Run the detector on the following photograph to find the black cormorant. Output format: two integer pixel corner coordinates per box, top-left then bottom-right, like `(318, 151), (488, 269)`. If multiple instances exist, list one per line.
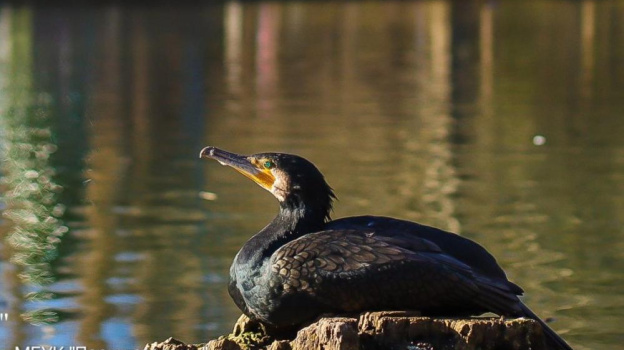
(200, 146), (573, 350)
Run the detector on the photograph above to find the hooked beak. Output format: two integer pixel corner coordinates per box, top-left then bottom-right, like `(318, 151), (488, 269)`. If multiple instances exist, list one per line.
(199, 146), (276, 191)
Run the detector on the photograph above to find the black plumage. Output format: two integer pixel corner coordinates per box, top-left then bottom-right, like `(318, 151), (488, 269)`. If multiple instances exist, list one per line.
(200, 146), (573, 350)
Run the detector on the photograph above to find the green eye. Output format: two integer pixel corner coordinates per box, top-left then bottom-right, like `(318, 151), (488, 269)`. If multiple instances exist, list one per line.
(263, 160), (274, 169)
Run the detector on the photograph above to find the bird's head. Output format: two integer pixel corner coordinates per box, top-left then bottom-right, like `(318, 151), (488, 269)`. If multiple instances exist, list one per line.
(200, 147), (335, 222)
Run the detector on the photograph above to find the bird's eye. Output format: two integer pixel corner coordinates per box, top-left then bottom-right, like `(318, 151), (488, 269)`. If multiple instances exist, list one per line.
(263, 160), (274, 169)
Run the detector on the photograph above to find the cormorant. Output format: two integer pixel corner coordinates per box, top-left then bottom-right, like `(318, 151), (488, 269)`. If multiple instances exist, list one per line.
(200, 146), (573, 350)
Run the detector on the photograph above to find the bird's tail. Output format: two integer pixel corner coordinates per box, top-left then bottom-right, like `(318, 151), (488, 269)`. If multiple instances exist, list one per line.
(518, 303), (573, 350)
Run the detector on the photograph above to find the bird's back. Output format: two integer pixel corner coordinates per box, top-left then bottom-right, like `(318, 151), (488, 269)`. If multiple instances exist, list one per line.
(326, 215), (524, 295)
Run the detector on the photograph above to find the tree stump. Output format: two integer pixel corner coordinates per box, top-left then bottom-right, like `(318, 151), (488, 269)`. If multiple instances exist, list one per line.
(144, 312), (549, 350)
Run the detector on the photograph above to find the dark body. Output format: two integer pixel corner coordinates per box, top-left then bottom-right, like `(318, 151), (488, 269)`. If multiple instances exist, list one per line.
(201, 147), (572, 350)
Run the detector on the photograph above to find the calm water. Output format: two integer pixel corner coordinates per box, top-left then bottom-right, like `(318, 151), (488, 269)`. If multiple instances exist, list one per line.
(1, 2), (623, 349)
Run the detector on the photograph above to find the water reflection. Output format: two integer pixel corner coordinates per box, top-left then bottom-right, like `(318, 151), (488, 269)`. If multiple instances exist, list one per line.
(0, 5), (74, 334)
(0, 1), (623, 350)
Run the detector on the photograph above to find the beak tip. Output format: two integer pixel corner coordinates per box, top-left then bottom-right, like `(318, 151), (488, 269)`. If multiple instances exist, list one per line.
(199, 146), (215, 159)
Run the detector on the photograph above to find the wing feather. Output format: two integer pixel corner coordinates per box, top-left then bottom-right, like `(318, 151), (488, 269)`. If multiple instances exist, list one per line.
(269, 229), (506, 314)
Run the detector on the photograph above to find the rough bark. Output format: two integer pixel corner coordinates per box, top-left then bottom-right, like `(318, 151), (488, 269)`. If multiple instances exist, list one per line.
(144, 312), (548, 350)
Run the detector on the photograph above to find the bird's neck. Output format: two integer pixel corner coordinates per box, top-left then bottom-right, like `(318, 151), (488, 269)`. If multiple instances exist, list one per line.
(236, 204), (326, 268)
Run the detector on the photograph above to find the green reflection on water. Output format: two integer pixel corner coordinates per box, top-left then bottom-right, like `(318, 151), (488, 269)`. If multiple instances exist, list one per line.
(0, 7), (68, 325)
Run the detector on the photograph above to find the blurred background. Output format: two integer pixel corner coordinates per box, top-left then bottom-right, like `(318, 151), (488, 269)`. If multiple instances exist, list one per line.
(0, 1), (623, 349)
